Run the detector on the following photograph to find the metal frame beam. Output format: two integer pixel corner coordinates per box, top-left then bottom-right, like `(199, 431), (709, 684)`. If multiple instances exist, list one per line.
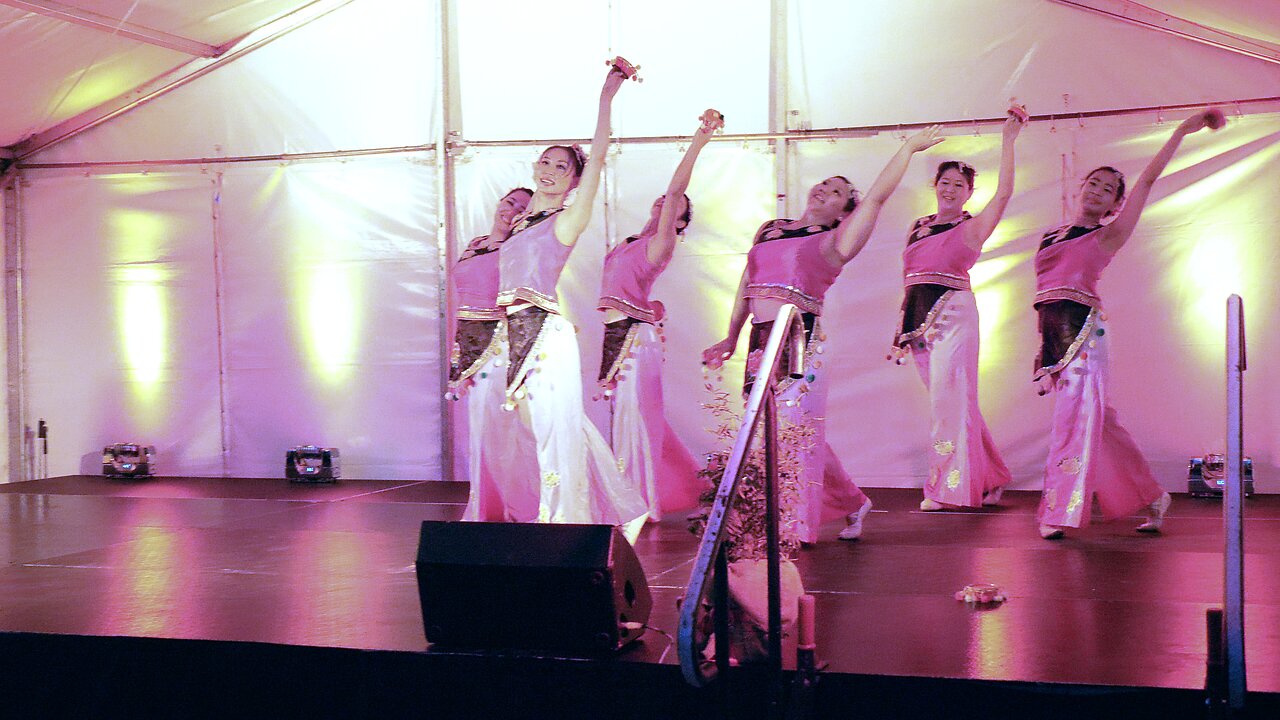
(435, 0), (461, 483)
(8, 0), (354, 160)
(0, 0), (222, 57)
(1052, 0), (1280, 65)
(769, 0), (791, 218)
(2, 174), (26, 482)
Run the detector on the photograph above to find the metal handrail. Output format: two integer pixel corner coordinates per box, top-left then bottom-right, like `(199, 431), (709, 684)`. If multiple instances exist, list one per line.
(1224, 294), (1247, 710)
(678, 304), (807, 694)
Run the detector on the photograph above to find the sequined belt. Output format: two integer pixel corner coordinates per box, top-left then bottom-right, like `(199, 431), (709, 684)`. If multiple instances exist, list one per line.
(505, 306), (549, 392)
(598, 317), (643, 387)
(450, 319), (500, 386)
(1034, 300), (1096, 381)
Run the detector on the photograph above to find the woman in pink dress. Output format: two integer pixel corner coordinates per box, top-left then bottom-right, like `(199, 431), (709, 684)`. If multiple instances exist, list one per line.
(891, 104), (1025, 511)
(598, 110), (724, 521)
(702, 126), (944, 543)
(1034, 108), (1224, 539)
(449, 188), (536, 518)
(465, 59), (647, 536)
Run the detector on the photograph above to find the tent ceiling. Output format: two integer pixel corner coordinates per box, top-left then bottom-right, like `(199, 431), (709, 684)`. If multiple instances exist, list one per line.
(2, 0), (1279, 158)
(0, 0), (315, 148)
(1144, 0), (1280, 49)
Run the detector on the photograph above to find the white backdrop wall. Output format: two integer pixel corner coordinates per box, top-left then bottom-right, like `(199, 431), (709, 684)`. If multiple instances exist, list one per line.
(20, 155), (439, 479)
(8, 0), (1280, 487)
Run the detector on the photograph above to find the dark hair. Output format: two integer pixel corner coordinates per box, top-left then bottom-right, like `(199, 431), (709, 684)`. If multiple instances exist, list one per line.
(652, 193), (695, 234)
(678, 193), (693, 234)
(1084, 166), (1126, 204)
(505, 187), (534, 201)
(543, 145), (587, 178)
(935, 160), (976, 189)
(831, 175), (861, 212)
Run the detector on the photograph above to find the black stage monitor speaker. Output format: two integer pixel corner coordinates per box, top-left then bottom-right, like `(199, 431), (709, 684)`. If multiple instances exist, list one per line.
(415, 521), (652, 654)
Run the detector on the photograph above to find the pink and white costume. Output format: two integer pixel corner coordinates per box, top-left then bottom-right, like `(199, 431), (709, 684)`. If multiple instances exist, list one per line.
(597, 231), (701, 521)
(450, 236), (537, 520)
(1033, 224), (1164, 528)
(740, 219), (869, 544)
(464, 210), (647, 528)
(892, 214), (1011, 506)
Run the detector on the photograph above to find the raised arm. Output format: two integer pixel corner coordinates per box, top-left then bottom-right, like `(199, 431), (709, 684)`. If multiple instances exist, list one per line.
(648, 109), (724, 265)
(1100, 107), (1224, 253)
(964, 103), (1026, 251)
(824, 126), (944, 265)
(555, 59), (632, 246)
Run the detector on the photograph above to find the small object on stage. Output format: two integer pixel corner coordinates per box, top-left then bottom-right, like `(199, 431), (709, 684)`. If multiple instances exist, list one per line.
(1188, 454), (1253, 498)
(102, 443), (155, 478)
(286, 445), (340, 483)
(955, 583), (1006, 605)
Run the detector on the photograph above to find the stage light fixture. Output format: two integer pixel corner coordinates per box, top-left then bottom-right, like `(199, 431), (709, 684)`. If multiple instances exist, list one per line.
(1188, 454), (1254, 497)
(102, 443), (156, 478)
(286, 445), (340, 483)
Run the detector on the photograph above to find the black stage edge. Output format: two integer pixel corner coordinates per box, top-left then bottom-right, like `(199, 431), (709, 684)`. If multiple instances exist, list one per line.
(0, 632), (1277, 720)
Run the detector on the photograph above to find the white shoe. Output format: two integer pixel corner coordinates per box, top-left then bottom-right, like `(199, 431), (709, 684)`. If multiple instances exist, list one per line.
(982, 487), (1004, 506)
(837, 499), (873, 541)
(1039, 523), (1065, 540)
(919, 498), (945, 512)
(1136, 492), (1172, 533)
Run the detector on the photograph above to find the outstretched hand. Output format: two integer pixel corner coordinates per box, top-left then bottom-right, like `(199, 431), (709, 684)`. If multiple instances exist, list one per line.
(698, 109), (725, 136)
(603, 56), (640, 98)
(905, 125), (945, 153)
(702, 338), (736, 369)
(1003, 99), (1028, 139)
(1180, 107), (1226, 134)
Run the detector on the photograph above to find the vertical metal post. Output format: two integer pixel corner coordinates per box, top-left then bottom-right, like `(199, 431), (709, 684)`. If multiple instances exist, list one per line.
(3, 175), (26, 482)
(769, 0), (791, 219)
(435, 0), (462, 482)
(1224, 294), (1246, 710)
(763, 383), (783, 719)
(713, 544), (732, 687)
(210, 171), (231, 475)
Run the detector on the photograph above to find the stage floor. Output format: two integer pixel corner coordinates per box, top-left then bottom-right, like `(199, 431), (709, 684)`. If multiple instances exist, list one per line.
(0, 475), (1276, 696)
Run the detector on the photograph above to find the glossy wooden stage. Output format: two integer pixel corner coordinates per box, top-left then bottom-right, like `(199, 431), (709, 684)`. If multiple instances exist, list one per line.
(0, 475), (1276, 718)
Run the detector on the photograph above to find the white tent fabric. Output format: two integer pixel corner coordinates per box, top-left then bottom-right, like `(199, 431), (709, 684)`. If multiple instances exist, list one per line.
(4, 0), (1278, 488)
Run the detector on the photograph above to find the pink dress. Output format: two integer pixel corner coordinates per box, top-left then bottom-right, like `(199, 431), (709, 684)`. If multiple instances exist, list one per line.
(739, 220), (868, 544)
(893, 214), (1011, 507)
(597, 231), (701, 520)
(1033, 224), (1164, 527)
(465, 210), (647, 529)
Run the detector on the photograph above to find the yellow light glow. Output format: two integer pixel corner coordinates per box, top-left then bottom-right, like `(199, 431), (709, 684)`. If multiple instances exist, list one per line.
(1182, 238), (1245, 342)
(298, 262), (361, 384)
(119, 526), (180, 636)
(119, 266), (168, 388)
(971, 251), (1028, 373)
(110, 209), (170, 424)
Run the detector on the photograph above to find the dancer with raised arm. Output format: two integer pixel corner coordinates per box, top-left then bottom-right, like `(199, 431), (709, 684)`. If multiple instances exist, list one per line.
(1033, 108), (1224, 539)
(598, 109), (725, 521)
(702, 126), (944, 543)
(891, 103), (1026, 511)
(465, 58), (647, 536)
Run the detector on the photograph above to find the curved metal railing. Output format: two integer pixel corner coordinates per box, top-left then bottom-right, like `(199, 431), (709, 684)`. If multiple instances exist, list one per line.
(677, 304), (807, 694)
